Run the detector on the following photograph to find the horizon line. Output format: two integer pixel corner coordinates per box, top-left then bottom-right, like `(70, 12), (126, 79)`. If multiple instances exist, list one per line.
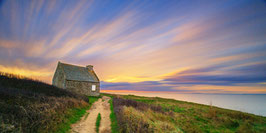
(101, 90), (266, 95)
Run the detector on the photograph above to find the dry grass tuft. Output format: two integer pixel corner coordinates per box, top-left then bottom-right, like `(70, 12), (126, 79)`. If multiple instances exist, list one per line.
(113, 97), (182, 133)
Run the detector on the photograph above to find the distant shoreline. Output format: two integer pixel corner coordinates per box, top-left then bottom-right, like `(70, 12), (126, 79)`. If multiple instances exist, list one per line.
(101, 90), (266, 95)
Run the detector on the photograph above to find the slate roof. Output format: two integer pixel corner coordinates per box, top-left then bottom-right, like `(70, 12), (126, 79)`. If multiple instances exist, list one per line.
(59, 62), (99, 82)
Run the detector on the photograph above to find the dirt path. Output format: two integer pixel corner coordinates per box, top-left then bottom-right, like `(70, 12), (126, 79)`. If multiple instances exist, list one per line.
(71, 96), (111, 133)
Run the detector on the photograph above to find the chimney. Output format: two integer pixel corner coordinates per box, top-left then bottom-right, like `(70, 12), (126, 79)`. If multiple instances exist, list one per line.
(86, 65), (93, 71)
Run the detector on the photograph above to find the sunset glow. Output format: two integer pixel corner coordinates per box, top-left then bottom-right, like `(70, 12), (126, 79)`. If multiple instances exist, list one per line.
(0, 0), (265, 94)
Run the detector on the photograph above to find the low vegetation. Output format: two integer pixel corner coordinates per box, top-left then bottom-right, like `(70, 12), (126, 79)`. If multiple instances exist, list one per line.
(0, 72), (90, 132)
(107, 94), (266, 133)
(88, 96), (101, 107)
(96, 113), (101, 133)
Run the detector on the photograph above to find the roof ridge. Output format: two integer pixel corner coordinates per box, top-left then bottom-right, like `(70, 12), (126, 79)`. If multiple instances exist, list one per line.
(59, 62), (85, 68)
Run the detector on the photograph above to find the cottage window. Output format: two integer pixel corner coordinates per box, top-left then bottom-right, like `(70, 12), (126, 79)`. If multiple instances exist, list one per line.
(92, 85), (96, 91)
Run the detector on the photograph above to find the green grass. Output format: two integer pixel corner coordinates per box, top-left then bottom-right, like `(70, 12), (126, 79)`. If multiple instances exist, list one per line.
(96, 113), (101, 133)
(109, 97), (119, 133)
(102, 93), (119, 133)
(88, 96), (101, 105)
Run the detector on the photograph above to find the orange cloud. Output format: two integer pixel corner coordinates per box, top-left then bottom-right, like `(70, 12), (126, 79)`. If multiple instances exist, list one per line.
(0, 65), (52, 83)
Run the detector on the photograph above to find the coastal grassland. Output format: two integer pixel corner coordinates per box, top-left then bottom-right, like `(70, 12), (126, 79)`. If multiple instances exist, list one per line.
(110, 94), (266, 133)
(0, 72), (91, 133)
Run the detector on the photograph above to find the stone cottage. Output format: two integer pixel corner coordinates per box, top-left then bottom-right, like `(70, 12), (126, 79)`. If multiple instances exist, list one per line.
(52, 62), (100, 96)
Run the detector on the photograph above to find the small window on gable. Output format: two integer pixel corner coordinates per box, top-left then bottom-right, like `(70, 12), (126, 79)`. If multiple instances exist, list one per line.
(92, 85), (96, 91)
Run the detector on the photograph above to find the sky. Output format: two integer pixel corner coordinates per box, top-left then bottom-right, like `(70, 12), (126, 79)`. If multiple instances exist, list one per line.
(0, 0), (266, 94)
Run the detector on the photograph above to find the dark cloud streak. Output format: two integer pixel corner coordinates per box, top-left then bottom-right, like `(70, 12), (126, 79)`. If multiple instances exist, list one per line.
(102, 62), (266, 92)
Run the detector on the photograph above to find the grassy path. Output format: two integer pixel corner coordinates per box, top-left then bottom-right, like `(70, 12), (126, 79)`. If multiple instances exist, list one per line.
(70, 96), (111, 133)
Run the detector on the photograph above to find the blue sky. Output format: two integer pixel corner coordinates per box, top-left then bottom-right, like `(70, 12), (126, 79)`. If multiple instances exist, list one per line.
(0, 0), (266, 93)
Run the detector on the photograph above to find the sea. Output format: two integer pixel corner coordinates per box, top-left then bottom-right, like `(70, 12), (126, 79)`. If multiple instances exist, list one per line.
(107, 91), (266, 117)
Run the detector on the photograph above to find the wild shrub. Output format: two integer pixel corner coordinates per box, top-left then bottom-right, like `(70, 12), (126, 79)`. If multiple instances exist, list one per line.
(113, 97), (165, 114)
(113, 97), (181, 133)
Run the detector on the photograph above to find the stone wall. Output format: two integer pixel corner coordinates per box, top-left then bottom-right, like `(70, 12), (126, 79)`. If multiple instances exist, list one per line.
(65, 80), (100, 96)
(52, 67), (65, 89)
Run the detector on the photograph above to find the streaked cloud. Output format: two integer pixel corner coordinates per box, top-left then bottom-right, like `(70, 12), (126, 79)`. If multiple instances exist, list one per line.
(102, 61), (266, 94)
(0, 0), (265, 93)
